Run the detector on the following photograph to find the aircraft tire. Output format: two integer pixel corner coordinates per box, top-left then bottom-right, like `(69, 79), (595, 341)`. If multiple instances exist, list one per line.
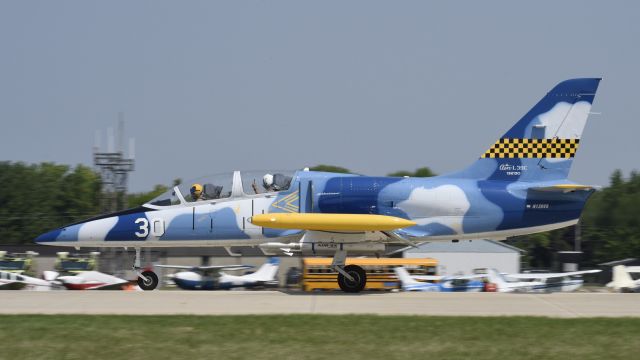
(137, 271), (159, 291)
(338, 265), (367, 293)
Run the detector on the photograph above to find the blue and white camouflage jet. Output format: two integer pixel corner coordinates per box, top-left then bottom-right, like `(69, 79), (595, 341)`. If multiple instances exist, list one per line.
(36, 78), (601, 292)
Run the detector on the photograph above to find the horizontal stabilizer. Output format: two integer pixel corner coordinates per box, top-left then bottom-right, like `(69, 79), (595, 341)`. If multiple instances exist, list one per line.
(249, 213), (416, 232)
(530, 184), (597, 193)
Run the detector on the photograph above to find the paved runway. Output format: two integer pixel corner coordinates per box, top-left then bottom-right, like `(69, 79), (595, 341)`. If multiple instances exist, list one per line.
(1, 291), (638, 317)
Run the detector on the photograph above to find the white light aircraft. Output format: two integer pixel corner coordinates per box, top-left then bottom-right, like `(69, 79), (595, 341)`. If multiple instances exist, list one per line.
(486, 268), (600, 293)
(606, 265), (640, 292)
(54, 271), (132, 290)
(159, 257), (280, 290)
(393, 267), (440, 292)
(0, 270), (51, 291)
(394, 267), (485, 292)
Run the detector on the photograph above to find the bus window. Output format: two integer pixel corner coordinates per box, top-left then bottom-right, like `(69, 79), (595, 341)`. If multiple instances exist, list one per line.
(301, 257), (439, 292)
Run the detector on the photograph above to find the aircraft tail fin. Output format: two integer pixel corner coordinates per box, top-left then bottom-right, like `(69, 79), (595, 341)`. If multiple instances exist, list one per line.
(244, 257), (279, 282)
(452, 78), (601, 181)
(393, 266), (422, 288)
(486, 268), (509, 291)
(607, 265), (636, 290)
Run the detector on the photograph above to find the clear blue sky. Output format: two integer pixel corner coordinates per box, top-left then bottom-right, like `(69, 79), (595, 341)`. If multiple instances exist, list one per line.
(1, 1), (638, 191)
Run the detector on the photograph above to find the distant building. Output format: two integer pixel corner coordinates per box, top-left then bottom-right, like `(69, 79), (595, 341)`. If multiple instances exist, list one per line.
(403, 240), (524, 276)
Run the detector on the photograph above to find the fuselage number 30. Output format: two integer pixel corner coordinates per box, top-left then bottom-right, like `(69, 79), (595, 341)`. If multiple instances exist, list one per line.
(134, 218), (165, 238)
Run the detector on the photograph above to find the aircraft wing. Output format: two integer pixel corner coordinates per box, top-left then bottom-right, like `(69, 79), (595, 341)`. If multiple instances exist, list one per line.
(529, 184), (597, 193)
(412, 275), (444, 281)
(444, 274), (488, 281)
(507, 269), (601, 280)
(249, 213), (415, 232)
(413, 274), (488, 281)
(156, 264), (253, 272)
(625, 266), (640, 273)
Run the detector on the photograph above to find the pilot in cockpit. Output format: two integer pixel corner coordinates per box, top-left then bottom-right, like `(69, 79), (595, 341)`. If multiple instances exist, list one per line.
(262, 174), (277, 192)
(263, 173), (292, 192)
(191, 183), (223, 200)
(190, 183), (205, 201)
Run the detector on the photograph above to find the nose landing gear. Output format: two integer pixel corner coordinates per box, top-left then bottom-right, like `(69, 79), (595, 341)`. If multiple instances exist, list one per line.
(137, 270), (159, 291)
(133, 248), (159, 291)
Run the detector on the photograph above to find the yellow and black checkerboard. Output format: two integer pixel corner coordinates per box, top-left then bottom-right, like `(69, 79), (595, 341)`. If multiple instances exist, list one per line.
(481, 138), (580, 159)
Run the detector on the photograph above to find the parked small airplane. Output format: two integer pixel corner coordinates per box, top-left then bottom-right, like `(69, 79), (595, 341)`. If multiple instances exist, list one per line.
(484, 268), (600, 293)
(0, 270), (51, 290)
(503, 269), (601, 292)
(394, 267), (484, 292)
(36, 78), (603, 292)
(53, 270), (132, 290)
(606, 265), (640, 292)
(159, 257), (280, 290)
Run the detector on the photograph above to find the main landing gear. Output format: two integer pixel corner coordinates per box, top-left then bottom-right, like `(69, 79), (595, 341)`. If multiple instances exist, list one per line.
(133, 248), (159, 291)
(332, 250), (366, 293)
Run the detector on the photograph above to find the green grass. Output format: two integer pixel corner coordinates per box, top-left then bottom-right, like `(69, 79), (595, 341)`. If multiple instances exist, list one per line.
(1, 315), (639, 360)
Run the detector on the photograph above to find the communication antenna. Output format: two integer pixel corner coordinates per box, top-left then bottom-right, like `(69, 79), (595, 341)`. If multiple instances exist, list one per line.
(93, 113), (135, 213)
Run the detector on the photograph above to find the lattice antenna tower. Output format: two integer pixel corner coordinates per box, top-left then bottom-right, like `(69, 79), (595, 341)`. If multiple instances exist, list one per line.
(93, 112), (135, 213)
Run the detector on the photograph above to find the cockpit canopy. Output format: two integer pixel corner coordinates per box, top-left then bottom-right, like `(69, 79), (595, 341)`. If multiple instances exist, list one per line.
(147, 170), (295, 207)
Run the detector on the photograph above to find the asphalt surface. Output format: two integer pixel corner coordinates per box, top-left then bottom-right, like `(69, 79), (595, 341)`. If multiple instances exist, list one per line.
(0, 291), (638, 317)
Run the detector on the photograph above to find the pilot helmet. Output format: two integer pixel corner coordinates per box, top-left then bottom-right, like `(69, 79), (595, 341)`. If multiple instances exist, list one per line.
(190, 183), (203, 199)
(263, 174), (274, 189)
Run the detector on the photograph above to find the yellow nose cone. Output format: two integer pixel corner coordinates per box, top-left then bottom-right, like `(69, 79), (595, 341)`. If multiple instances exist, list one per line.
(249, 213), (416, 232)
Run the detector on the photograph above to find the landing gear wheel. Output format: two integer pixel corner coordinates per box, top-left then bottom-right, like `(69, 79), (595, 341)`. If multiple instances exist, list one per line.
(137, 271), (159, 291)
(337, 265), (367, 293)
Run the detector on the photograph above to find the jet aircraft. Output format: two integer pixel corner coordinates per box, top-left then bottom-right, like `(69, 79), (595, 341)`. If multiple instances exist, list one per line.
(36, 78), (602, 293)
(160, 257), (280, 290)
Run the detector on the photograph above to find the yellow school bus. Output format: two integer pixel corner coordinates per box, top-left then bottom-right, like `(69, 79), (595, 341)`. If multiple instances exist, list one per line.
(301, 257), (438, 292)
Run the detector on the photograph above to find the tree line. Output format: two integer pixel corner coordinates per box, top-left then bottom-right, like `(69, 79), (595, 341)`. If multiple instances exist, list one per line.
(1, 161), (638, 269)
(0, 162), (101, 242)
(509, 170), (640, 268)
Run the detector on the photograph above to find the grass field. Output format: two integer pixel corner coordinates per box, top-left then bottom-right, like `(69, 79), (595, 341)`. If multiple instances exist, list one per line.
(1, 315), (639, 360)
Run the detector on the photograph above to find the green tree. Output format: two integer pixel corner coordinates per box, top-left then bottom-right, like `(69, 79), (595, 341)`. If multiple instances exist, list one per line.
(127, 185), (169, 208)
(579, 170), (640, 265)
(388, 167), (436, 177)
(0, 162), (102, 244)
(386, 170), (413, 177)
(309, 165), (352, 174)
(509, 169), (640, 268)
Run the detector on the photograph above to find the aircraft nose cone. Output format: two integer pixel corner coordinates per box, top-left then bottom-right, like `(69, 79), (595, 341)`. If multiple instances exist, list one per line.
(35, 228), (62, 243)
